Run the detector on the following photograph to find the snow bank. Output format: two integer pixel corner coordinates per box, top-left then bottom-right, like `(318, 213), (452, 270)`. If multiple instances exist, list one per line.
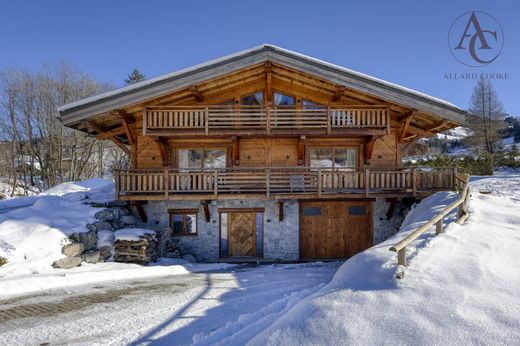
(0, 179), (112, 279)
(115, 228), (156, 241)
(250, 174), (520, 345)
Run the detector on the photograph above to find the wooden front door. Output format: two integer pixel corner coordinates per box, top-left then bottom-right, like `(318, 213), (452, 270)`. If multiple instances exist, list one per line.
(228, 212), (257, 257)
(299, 201), (373, 259)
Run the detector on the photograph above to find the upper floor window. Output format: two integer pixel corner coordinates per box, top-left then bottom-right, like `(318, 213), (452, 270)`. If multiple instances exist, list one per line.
(302, 99), (323, 109)
(273, 92), (295, 106)
(242, 92), (264, 106)
(310, 147), (357, 170)
(178, 148), (226, 169)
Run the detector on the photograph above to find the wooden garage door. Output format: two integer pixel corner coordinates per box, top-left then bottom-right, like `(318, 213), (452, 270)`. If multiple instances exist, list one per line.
(299, 201), (373, 259)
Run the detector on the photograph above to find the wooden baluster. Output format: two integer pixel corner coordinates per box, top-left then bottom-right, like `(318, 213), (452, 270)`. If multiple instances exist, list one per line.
(317, 169), (322, 197)
(214, 170), (218, 198)
(205, 107), (209, 135)
(365, 168), (370, 197)
(266, 168), (271, 198)
(412, 168), (417, 197)
(266, 106), (271, 134)
(164, 169), (169, 199)
(327, 106), (331, 134)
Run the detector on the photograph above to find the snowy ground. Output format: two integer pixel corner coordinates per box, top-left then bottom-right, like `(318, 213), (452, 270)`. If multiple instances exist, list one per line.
(249, 172), (520, 345)
(0, 262), (340, 346)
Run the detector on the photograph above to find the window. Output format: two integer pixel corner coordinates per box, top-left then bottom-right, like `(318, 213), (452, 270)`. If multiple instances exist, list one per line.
(303, 207), (322, 216)
(273, 92), (295, 106)
(302, 99), (323, 109)
(169, 209), (198, 235)
(310, 147), (357, 170)
(241, 92), (264, 105)
(178, 148), (226, 169)
(349, 206), (367, 215)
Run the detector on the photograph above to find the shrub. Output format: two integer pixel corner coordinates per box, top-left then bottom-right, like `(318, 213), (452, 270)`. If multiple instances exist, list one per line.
(0, 256), (7, 267)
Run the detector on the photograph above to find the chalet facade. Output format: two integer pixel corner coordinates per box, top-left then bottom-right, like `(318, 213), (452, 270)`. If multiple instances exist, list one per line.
(58, 45), (465, 261)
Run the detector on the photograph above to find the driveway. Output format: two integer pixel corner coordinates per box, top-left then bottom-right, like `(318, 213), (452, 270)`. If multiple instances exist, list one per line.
(0, 261), (340, 346)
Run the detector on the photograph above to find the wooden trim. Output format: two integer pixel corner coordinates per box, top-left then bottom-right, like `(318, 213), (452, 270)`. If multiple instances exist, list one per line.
(96, 126), (126, 140)
(218, 207), (265, 213)
(168, 208), (199, 214)
(169, 209), (199, 236)
(118, 110), (134, 145)
(190, 85), (204, 102)
(201, 201), (211, 222)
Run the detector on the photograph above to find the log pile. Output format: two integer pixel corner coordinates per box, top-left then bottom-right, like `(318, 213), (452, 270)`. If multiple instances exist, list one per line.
(113, 231), (162, 264)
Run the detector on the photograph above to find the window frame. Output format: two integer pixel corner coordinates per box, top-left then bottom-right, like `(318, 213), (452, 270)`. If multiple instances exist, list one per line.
(168, 208), (199, 236)
(175, 146), (230, 170)
(307, 145), (360, 170)
(241, 91), (265, 106)
(272, 90), (296, 107)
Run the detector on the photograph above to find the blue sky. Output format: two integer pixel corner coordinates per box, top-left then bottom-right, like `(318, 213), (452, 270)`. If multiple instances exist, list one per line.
(1, 0), (518, 114)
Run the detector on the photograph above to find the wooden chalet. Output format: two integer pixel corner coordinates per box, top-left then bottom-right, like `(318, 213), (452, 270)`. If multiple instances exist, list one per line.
(58, 45), (465, 261)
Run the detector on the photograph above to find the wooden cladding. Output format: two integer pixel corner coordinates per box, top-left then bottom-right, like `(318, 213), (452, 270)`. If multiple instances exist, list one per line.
(143, 105), (389, 136)
(115, 167), (456, 200)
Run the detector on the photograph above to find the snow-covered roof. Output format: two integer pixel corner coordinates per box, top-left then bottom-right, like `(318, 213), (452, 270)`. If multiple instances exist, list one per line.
(58, 44), (466, 125)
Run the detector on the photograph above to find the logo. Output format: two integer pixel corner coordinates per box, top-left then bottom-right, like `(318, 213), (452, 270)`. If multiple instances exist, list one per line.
(448, 11), (504, 67)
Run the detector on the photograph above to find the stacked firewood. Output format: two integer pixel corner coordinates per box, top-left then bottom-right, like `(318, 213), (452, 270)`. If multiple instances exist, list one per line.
(113, 231), (162, 264)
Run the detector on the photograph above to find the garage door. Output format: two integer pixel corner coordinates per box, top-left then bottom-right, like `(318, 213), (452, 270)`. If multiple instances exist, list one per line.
(299, 201), (373, 259)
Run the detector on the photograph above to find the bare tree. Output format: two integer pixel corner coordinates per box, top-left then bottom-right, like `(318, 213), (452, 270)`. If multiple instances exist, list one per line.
(465, 76), (506, 154)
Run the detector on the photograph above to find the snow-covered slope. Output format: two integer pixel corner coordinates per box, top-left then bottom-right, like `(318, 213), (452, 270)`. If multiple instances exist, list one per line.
(250, 173), (520, 346)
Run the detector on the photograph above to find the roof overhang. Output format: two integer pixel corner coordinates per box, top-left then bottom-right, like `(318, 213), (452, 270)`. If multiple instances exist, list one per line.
(58, 44), (466, 126)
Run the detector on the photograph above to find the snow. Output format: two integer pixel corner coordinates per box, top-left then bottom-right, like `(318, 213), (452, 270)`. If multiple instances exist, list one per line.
(0, 178), (232, 299)
(250, 172), (520, 346)
(96, 230), (114, 248)
(114, 228), (156, 241)
(59, 44), (462, 113)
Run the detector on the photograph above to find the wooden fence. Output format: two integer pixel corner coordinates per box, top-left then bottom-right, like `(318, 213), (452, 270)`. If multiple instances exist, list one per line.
(389, 173), (471, 277)
(143, 105), (390, 134)
(115, 167), (456, 200)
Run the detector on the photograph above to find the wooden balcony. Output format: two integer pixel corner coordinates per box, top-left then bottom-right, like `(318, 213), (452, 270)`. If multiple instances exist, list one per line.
(143, 105), (390, 137)
(115, 167), (456, 201)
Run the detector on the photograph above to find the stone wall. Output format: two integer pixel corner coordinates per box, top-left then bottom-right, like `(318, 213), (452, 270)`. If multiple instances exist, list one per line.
(139, 199), (300, 262)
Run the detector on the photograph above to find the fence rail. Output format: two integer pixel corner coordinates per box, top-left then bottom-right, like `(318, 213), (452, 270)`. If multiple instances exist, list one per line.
(114, 167), (456, 200)
(143, 105), (390, 134)
(389, 173), (471, 276)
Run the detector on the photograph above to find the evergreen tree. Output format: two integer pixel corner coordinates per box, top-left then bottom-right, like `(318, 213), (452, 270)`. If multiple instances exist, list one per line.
(124, 68), (145, 85)
(465, 76), (506, 155)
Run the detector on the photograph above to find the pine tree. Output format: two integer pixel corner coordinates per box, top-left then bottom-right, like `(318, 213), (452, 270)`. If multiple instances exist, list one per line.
(465, 76), (506, 155)
(124, 68), (145, 85)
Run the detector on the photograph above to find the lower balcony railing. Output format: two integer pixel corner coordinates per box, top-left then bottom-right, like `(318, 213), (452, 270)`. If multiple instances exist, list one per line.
(114, 167), (457, 200)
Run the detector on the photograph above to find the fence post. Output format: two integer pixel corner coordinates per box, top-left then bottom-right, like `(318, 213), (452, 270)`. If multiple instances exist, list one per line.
(164, 168), (169, 199)
(266, 168), (271, 199)
(213, 170), (218, 198)
(317, 169), (322, 197)
(365, 168), (370, 197)
(435, 219), (443, 234)
(205, 107), (209, 135)
(412, 167), (417, 197)
(326, 105), (331, 134)
(398, 246), (407, 266)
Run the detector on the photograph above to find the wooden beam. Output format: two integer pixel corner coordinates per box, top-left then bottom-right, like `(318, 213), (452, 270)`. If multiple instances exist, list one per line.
(331, 86), (346, 102)
(85, 121), (130, 156)
(278, 200), (284, 222)
(265, 61), (272, 105)
(386, 198), (397, 220)
(297, 136), (305, 165)
(424, 120), (447, 132)
(153, 137), (170, 166)
(232, 136), (239, 165)
(399, 111), (416, 143)
(95, 126), (126, 140)
(131, 201), (148, 223)
(118, 110), (134, 145)
(201, 200), (211, 222)
(190, 85), (203, 102)
(365, 135), (379, 164)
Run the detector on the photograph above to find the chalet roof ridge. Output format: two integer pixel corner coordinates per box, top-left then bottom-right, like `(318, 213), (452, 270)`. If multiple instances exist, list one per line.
(58, 44), (466, 125)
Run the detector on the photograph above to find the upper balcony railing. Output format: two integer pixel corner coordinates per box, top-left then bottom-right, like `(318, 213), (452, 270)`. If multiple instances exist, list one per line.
(114, 167), (456, 201)
(143, 105), (390, 135)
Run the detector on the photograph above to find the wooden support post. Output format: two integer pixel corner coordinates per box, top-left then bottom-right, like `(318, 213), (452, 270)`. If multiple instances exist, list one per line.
(435, 219), (443, 235)
(386, 198), (397, 220)
(365, 168), (370, 197)
(326, 105), (331, 135)
(412, 167), (417, 197)
(297, 136), (305, 166)
(164, 168), (169, 199)
(213, 170), (218, 198)
(266, 168), (271, 199)
(452, 167), (458, 191)
(118, 110), (135, 146)
(132, 201), (148, 223)
(201, 200), (211, 222)
(232, 136), (239, 165)
(317, 169), (322, 197)
(190, 85), (203, 102)
(397, 246), (407, 267)
(205, 107), (209, 135)
(114, 170), (120, 200)
(365, 136), (376, 165)
(386, 105), (391, 135)
(278, 200), (284, 222)
(142, 108), (147, 136)
(266, 106), (271, 135)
